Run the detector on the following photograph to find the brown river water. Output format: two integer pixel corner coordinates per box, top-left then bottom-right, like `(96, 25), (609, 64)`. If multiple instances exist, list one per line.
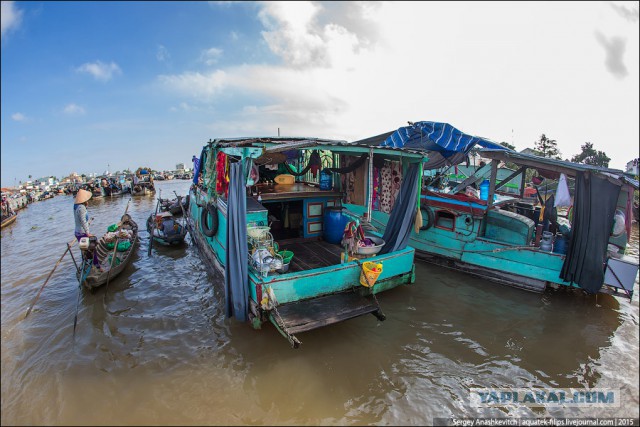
(1, 179), (639, 425)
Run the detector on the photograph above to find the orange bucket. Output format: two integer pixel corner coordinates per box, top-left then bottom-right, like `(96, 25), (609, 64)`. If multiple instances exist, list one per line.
(359, 261), (383, 287)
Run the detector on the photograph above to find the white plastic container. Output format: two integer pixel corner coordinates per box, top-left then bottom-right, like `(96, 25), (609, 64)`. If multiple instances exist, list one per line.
(79, 237), (90, 250)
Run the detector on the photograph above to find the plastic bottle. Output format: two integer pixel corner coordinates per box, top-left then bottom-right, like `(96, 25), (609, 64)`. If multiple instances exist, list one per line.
(479, 180), (490, 201)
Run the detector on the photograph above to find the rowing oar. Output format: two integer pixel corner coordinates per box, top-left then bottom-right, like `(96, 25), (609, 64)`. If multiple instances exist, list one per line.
(148, 191), (161, 257)
(25, 217), (94, 319)
(73, 258), (92, 338)
(173, 190), (191, 242)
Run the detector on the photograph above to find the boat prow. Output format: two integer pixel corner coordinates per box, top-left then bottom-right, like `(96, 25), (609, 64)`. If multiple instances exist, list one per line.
(1, 212), (18, 229)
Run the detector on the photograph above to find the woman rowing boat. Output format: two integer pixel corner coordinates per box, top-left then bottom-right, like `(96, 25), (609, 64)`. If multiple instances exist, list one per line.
(73, 189), (100, 271)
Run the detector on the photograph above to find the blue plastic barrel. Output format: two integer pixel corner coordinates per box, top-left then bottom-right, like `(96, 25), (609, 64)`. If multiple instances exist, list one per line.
(319, 170), (332, 190)
(479, 179), (490, 201)
(553, 234), (567, 254)
(323, 207), (347, 244)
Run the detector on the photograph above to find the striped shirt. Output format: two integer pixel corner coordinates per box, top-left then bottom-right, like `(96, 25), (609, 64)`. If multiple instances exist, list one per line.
(74, 203), (90, 235)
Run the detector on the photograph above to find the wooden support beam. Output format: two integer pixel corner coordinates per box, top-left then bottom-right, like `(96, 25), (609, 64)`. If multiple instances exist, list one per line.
(487, 161), (498, 209)
(495, 166), (526, 192)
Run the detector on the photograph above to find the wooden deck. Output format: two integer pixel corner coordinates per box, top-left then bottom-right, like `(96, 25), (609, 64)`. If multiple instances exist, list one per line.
(277, 239), (343, 272)
(270, 291), (384, 335)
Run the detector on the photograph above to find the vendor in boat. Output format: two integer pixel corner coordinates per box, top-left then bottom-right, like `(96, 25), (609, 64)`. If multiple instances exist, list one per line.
(73, 189), (100, 268)
(1, 196), (14, 220)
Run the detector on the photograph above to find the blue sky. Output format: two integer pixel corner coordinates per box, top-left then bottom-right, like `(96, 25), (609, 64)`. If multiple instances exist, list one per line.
(1, 1), (639, 186)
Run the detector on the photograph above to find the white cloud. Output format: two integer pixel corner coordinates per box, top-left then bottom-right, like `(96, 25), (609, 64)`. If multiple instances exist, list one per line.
(157, 44), (170, 62)
(1, 1), (23, 40)
(257, 1), (367, 69)
(170, 102), (199, 112)
(158, 70), (228, 99)
(11, 112), (27, 121)
(159, 2), (639, 168)
(63, 103), (86, 115)
(76, 60), (122, 82)
(200, 47), (223, 65)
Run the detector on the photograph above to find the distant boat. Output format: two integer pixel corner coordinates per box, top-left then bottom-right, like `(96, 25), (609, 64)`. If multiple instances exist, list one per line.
(1, 211), (17, 229)
(131, 182), (155, 196)
(146, 211), (187, 246)
(159, 194), (189, 216)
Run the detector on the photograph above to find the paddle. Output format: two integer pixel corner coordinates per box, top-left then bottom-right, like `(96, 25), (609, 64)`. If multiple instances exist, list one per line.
(24, 217), (94, 319)
(73, 258), (92, 338)
(173, 191), (190, 242)
(148, 192), (161, 256)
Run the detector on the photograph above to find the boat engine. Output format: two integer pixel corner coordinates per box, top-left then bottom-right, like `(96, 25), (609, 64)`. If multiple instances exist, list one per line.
(80, 235), (98, 262)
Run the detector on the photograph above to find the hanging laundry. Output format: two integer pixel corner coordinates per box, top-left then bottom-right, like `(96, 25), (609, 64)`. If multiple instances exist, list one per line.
(216, 151), (229, 197)
(309, 150), (322, 178)
(340, 155), (356, 204)
(244, 159), (259, 186)
(372, 167), (380, 211)
(389, 161), (403, 210)
(380, 161), (392, 213)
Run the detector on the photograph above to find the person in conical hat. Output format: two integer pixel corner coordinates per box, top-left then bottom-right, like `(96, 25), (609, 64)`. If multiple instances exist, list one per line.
(73, 189), (100, 268)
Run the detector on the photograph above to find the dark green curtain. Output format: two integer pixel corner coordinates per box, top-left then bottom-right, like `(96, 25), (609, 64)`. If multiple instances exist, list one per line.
(560, 171), (620, 293)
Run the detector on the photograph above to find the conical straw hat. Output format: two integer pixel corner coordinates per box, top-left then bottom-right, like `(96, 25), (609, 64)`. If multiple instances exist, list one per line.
(75, 189), (92, 204)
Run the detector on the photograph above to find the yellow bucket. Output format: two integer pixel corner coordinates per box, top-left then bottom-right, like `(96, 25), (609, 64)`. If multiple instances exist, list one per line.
(359, 261), (383, 287)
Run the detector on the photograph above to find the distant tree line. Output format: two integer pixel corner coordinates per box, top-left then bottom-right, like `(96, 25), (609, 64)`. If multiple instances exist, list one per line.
(496, 134), (612, 184)
(524, 134), (610, 168)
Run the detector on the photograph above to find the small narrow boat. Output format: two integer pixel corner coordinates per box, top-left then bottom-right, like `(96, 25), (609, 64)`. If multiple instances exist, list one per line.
(1, 212), (18, 229)
(159, 195), (189, 216)
(77, 213), (138, 289)
(146, 211), (187, 246)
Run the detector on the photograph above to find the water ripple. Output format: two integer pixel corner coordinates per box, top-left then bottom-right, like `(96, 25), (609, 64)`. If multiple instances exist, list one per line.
(2, 182), (638, 424)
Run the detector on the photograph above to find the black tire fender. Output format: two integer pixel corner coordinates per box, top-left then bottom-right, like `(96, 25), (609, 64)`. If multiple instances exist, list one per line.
(419, 206), (434, 231)
(201, 201), (218, 237)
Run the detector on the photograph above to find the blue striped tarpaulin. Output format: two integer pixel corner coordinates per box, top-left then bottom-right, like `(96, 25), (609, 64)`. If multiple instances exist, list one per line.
(380, 121), (508, 169)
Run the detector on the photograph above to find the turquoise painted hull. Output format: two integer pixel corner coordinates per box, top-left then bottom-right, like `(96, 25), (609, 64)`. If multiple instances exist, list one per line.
(189, 188), (415, 311)
(345, 202), (578, 293)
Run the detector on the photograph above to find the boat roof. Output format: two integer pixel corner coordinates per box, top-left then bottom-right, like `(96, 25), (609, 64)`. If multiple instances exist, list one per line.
(350, 121), (510, 169)
(481, 148), (639, 189)
(208, 136), (429, 159)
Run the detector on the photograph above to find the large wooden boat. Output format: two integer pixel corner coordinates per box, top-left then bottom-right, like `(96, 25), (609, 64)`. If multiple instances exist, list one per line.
(353, 121), (639, 300)
(77, 213), (138, 290)
(188, 137), (427, 347)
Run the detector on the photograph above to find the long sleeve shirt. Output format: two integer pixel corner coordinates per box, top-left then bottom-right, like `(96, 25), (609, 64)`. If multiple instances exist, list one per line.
(74, 203), (90, 235)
